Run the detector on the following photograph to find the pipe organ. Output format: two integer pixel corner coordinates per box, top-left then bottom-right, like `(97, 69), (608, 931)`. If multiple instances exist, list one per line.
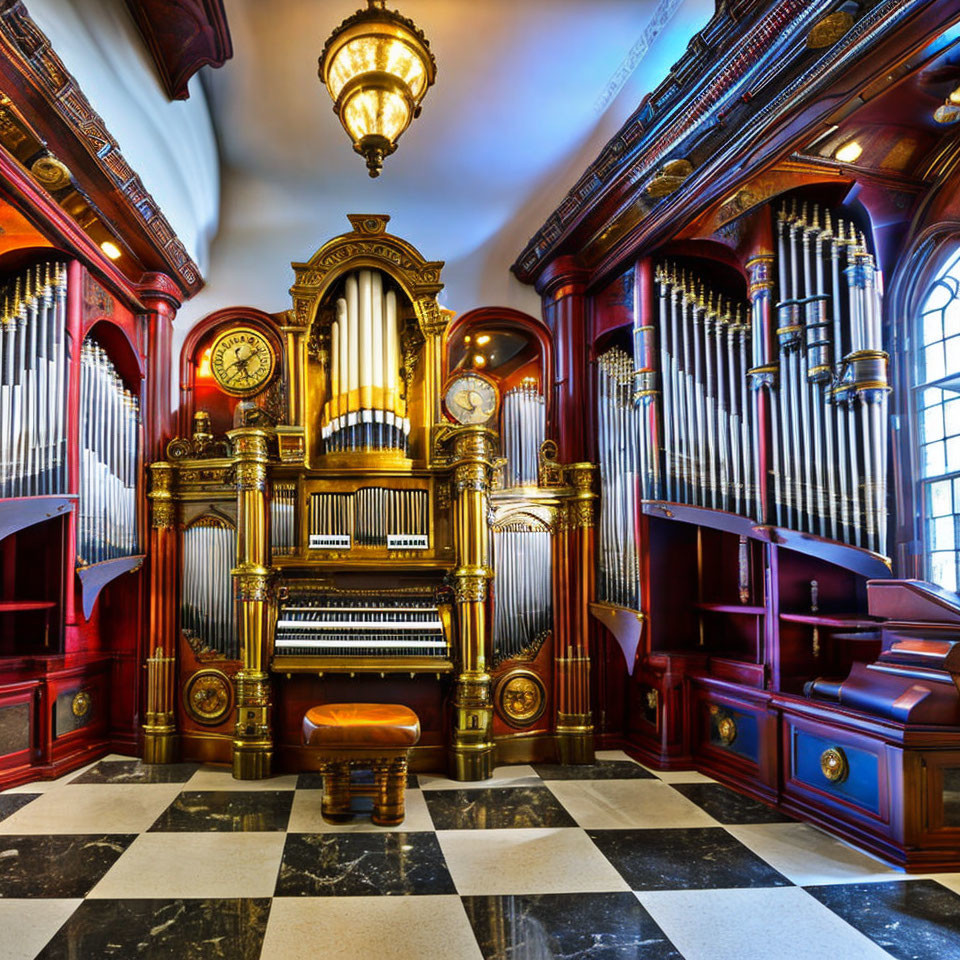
(321, 268), (408, 454)
(78, 337), (140, 564)
(0, 263), (68, 499)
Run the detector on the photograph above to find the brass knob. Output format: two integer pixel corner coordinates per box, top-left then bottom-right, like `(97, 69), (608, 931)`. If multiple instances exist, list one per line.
(820, 747), (848, 783)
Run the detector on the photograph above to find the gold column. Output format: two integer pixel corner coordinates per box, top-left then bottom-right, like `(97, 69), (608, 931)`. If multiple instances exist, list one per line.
(449, 425), (496, 781)
(229, 427), (273, 779)
(143, 462), (177, 763)
(556, 462), (598, 764)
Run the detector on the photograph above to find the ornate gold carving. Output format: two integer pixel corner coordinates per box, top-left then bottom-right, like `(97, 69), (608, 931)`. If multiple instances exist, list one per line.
(820, 747), (848, 782)
(184, 669), (233, 726)
(436, 481), (452, 511)
(71, 690), (91, 718)
(538, 439), (564, 488)
(566, 461), (598, 528)
(30, 154), (72, 191)
(455, 574), (488, 603)
(645, 158), (694, 198)
(235, 572), (271, 602)
(710, 705), (737, 745)
(346, 213), (389, 236)
(149, 462), (177, 529)
(497, 669), (546, 726)
(806, 11), (854, 48)
(166, 411), (231, 461)
(233, 461), (267, 491)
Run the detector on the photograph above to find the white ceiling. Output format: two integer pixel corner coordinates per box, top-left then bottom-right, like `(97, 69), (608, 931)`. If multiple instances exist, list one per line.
(180, 0), (714, 333)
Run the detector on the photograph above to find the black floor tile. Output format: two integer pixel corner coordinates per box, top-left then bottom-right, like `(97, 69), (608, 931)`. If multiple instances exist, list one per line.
(463, 892), (683, 960)
(807, 879), (960, 960)
(532, 760), (656, 780)
(588, 827), (792, 891)
(70, 760), (201, 784)
(147, 790), (294, 832)
(0, 792), (40, 821)
(0, 834), (135, 898)
(275, 831), (456, 896)
(36, 898), (271, 959)
(296, 770), (419, 790)
(670, 782), (794, 824)
(424, 787), (577, 829)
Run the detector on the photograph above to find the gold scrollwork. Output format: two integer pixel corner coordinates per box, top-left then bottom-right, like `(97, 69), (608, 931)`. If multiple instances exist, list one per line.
(709, 705), (737, 745)
(454, 574), (488, 603)
(235, 573), (271, 602)
(233, 461), (268, 491)
(820, 747), (849, 783)
(184, 669), (233, 726)
(496, 669), (546, 727)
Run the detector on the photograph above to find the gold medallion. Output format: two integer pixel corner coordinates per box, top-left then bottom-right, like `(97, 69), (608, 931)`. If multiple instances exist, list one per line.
(71, 690), (91, 718)
(184, 669), (233, 725)
(209, 327), (276, 397)
(496, 670), (546, 726)
(820, 747), (849, 783)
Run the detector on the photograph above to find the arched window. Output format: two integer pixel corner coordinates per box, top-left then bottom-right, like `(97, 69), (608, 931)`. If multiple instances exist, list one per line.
(915, 247), (960, 592)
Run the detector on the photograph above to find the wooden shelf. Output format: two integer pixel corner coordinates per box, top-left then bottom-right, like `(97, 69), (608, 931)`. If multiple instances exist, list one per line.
(780, 613), (881, 630)
(642, 500), (892, 579)
(0, 601), (56, 612)
(698, 603), (765, 615)
(0, 495), (75, 543)
(271, 656), (454, 676)
(75, 555), (144, 619)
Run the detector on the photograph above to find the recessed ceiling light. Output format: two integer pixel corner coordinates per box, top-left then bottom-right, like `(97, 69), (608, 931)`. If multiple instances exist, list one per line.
(100, 240), (122, 260)
(835, 140), (863, 164)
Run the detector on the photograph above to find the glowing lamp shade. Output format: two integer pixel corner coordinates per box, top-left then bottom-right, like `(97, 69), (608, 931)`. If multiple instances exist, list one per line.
(319, 0), (436, 177)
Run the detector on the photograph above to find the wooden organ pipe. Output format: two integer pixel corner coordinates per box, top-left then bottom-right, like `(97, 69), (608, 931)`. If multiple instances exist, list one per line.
(78, 338), (140, 564)
(322, 268), (408, 452)
(0, 263), (69, 499)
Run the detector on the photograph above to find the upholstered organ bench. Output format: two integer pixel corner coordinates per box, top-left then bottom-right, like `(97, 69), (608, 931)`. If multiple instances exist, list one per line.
(302, 702), (421, 826)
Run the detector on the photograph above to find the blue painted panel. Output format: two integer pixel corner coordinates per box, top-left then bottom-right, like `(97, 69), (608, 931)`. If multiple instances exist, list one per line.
(792, 728), (880, 814)
(708, 705), (759, 763)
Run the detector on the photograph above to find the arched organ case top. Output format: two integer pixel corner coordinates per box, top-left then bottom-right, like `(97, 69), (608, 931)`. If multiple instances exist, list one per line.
(0, 262), (68, 498)
(77, 337), (140, 564)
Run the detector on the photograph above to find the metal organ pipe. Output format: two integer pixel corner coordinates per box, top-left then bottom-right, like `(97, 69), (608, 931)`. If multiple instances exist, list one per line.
(500, 380), (544, 488)
(654, 269), (754, 518)
(78, 338), (139, 565)
(596, 347), (642, 610)
(181, 519), (237, 659)
(322, 269), (408, 453)
(0, 263), (69, 499)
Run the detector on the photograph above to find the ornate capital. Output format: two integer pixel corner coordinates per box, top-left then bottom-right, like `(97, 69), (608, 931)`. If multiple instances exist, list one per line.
(233, 570), (271, 602)
(454, 573), (489, 603)
(148, 461), (176, 528)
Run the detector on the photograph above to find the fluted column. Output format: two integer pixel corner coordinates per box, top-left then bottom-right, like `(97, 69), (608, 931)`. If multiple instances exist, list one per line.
(143, 461), (177, 763)
(229, 427), (273, 779)
(449, 425), (496, 781)
(557, 462), (597, 764)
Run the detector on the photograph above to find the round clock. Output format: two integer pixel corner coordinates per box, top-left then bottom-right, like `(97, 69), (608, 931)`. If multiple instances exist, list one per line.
(444, 373), (499, 425)
(209, 327), (276, 397)
(183, 669), (233, 726)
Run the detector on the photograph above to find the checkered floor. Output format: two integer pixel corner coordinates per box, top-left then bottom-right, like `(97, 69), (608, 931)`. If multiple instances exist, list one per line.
(2, 750), (960, 959)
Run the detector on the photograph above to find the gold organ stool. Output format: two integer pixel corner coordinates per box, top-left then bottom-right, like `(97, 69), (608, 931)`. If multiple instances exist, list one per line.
(302, 703), (421, 826)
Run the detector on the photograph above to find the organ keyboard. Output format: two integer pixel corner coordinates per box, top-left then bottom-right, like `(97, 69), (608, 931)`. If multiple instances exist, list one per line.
(272, 585), (453, 674)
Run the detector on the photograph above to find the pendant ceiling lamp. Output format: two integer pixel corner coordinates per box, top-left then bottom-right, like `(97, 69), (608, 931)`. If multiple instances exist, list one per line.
(318, 0), (437, 178)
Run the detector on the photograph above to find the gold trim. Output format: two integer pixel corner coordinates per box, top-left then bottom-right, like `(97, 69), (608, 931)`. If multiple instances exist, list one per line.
(820, 747), (848, 783)
(496, 669), (547, 727)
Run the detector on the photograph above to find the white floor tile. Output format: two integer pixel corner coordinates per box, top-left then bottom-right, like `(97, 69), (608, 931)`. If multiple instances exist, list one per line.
(650, 769), (717, 784)
(87, 832), (286, 899)
(260, 895), (483, 960)
(2, 760), (100, 793)
(0, 783), (182, 834)
(546, 778), (719, 829)
(286, 787), (435, 832)
(726, 822), (904, 885)
(419, 765), (541, 790)
(183, 767), (300, 791)
(638, 886), (893, 960)
(0, 899), (81, 960)
(438, 827), (630, 895)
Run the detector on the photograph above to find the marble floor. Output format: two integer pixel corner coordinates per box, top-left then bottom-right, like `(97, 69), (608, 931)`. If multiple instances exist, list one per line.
(1, 750), (959, 959)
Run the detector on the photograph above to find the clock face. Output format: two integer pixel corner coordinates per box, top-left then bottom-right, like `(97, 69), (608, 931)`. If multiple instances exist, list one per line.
(444, 374), (498, 425)
(184, 670), (232, 725)
(209, 327), (276, 397)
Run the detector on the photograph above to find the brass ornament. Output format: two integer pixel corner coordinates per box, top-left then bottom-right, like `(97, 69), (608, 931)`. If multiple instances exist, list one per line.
(30, 154), (72, 191)
(497, 670), (546, 726)
(645, 158), (693, 198)
(820, 747), (849, 783)
(209, 327), (277, 397)
(710, 705), (737, 745)
(806, 11), (854, 49)
(184, 669), (233, 725)
(71, 690), (91, 718)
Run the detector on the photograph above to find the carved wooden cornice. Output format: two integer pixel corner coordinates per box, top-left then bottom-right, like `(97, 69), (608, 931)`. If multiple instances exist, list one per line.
(512, 0), (960, 289)
(126, 0), (232, 101)
(0, 0), (203, 297)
